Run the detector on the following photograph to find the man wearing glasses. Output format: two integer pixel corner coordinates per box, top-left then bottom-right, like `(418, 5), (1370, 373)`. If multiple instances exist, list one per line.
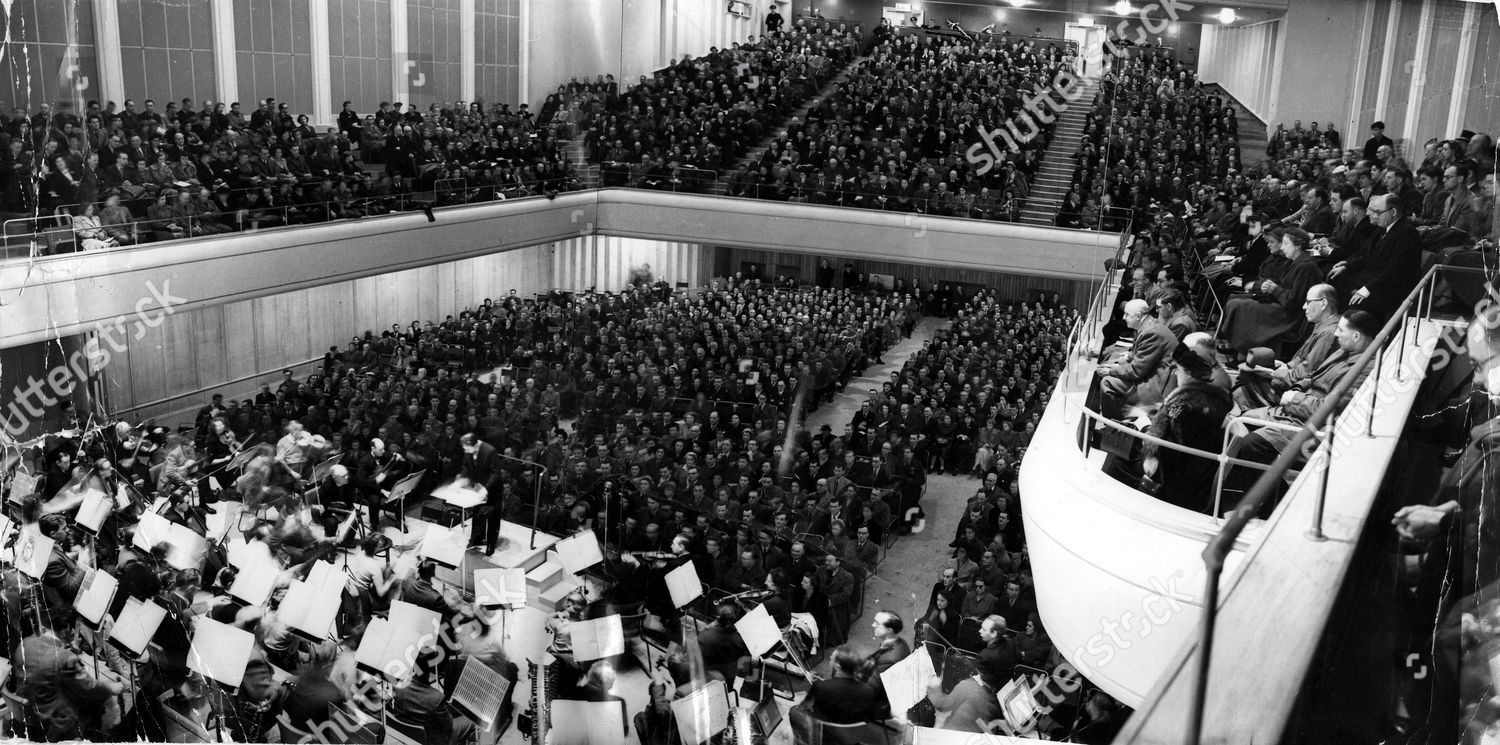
(1348, 194), (1421, 318)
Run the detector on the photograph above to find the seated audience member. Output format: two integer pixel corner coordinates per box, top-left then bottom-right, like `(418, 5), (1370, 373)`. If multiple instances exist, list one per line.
(1098, 299), (1178, 420)
(1157, 289), (1197, 341)
(1346, 194), (1423, 319)
(17, 629), (124, 741)
(1217, 227), (1325, 355)
(976, 615), (1018, 683)
(1233, 284), (1342, 409)
(1141, 344), (1235, 512)
(1225, 310), (1380, 497)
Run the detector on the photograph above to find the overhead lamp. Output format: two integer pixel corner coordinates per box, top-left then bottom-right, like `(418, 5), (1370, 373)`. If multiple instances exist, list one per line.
(1006, 0), (1031, 6)
(1217, 7), (1236, 23)
(1113, 0), (1135, 15)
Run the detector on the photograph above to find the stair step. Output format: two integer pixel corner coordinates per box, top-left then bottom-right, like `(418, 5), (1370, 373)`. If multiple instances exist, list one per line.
(527, 558), (565, 593)
(530, 575), (580, 612)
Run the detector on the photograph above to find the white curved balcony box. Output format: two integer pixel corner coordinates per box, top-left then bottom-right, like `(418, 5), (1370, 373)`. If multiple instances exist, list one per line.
(1019, 385), (1263, 708)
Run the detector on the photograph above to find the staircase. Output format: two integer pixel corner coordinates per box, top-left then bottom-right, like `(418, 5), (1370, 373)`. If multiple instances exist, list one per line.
(1018, 75), (1099, 227)
(562, 137), (600, 188)
(707, 54), (874, 196)
(1204, 82), (1269, 170)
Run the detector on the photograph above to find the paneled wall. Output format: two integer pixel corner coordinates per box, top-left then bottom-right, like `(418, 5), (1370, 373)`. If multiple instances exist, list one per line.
(232, 0), (314, 115)
(474, 0), (521, 106)
(550, 236), (711, 293)
(718, 248), (1093, 310)
(405, 0), (464, 109)
(116, 0), (215, 105)
(1198, 21), (1279, 122)
(0, 0), (98, 111)
(328, 0), (393, 110)
(1202, 0), (1495, 155)
(102, 246), (556, 422)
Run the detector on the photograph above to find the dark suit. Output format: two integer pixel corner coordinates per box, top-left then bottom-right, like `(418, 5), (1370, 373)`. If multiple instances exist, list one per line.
(697, 623), (750, 683)
(804, 676), (877, 724)
(1353, 217), (1422, 319)
(1099, 316), (1178, 419)
(864, 636), (911, 718)
(463, 440), (507, 552)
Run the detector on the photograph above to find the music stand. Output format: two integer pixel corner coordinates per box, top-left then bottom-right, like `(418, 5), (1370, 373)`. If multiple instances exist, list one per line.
(384, 470), (424, 533)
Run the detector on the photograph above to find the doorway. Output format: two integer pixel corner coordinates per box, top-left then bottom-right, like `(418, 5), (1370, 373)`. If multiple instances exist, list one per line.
(1065, 23), (1106, 77)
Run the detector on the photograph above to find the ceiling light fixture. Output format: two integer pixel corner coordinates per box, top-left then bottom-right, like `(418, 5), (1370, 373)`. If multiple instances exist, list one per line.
(1217, 7), (1236, 23)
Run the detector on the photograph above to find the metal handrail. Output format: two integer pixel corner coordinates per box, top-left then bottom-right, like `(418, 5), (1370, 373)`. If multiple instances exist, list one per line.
(1185, 263), (1485, 745)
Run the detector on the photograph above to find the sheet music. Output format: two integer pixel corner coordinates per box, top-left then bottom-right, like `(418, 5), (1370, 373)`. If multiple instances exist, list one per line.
(133, 512), (171, 553)
(880, 642), (938, 719)
(569, 614), (624, 663)
(354, 614), (438, 682)
(113, 482), (131, 511)
(432, 482), (486, 509)
(503, 606), (551, 665)
(8, 471), (36, 503)
(388, 601), (442, 639)
(418, 522), (466, 568)
(74, 569), (118, 628)
(385, 470), (424, 504)
(734, 603), (781, 658)
(548, 700), (624, 745)
(187, 617), (256, 689)
(13, 527), (53, 580)
(473, 567), (527, 608)
(75, 488), (112, 533)
(279, 580), (340, 640)
(672, 679), (731, 745)
(665, 561), (703, 608)
(310, 454), (343, 485)
(450, 656), (511, 728)
(229, 553), (281, 606)
(305, 560), (345, 594)
(553, 531), (604, 574)
(111, 596), (167, 657)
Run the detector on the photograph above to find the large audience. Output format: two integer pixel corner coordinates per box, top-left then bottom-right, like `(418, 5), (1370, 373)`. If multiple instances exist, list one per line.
(5, 95), (580, 249)
(726, 30), (1072, 219)
(3, 7), (1494, 740)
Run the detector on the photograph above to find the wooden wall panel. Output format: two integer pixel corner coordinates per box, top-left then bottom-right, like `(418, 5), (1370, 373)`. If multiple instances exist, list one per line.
(106, 246), (559, 419)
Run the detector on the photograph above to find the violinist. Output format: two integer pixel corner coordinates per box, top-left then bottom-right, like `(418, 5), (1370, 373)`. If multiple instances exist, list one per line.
(199, 418), (241, 501)
(352, 438), (408, 529)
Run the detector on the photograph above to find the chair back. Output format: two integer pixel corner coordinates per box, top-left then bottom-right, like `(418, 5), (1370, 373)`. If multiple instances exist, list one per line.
(382, 709), (424, 745)
(1, 688), (32, 739)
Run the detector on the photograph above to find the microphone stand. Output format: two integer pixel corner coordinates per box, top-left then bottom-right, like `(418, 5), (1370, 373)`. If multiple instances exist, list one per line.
(493, 452), (547, 550)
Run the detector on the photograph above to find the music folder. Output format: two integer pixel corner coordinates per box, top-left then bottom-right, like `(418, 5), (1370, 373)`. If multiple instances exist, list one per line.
(665, 560), (703, 609)
(553, 531), (604, 574)
(448, 656), (511, 730)
(13, 527), (53, 580)
(734, 603), (781, 658)
(188, 617), (257, 690)
(74, 487), (112, 535)
(110, 596), (167, 660)
(672, 679), (731, 745)
(569, 614), (625, 663)
(472, 567), (526, 608)
(310, 454), (344, 485)
(74, 569), (119, 630)
(548, 700), (625, 745)
(279, 579), (341, 642)
(7, 471), (37, 505)
(418, 522), (467, 569)
(384, 470), (424, 504)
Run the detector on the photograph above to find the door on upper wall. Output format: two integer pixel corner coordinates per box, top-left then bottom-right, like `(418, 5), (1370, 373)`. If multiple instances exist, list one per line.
(1065, 23), (1105, 77)
(884, 6), (922, 29)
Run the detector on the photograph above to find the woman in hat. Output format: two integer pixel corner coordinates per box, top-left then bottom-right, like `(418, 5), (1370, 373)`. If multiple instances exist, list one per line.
(1217, 226), (1325, 355)
(1141, 343), (1235, 513)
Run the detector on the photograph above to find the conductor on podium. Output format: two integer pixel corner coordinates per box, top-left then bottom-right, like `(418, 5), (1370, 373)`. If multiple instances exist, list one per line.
(459, 433), (506, 554)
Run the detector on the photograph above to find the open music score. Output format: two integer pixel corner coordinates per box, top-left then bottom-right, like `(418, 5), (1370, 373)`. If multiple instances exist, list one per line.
(548, 700), (624, 745)
(74, 487), (112, 534)
(229, 552), (281, 606)
(672, 679), (731, 745)
(279, 579), (341, 641)
(554, 531), (604, 574)
(385, 470), (424, 504)
(449, 656), (511, 730)
(734, 603), (782, 658)
(568, 614), (625, 663)
(13, 527), (53, 580)
(188, 617), (257, 689)
(666, 560), (703, 608)
(110, 596), (167, 660)
(74, 569), (119, 630)
(880, 643), (937, 719)
(473, 567), (527, 608)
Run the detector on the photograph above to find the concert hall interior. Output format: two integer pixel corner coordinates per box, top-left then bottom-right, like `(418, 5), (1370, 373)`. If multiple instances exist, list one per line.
(0, 0), (1496, 743)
